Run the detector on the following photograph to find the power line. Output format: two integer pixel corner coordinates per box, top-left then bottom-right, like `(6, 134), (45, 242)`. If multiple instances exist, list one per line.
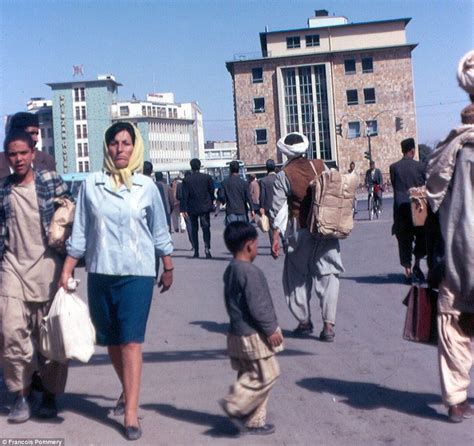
(416, 100), (467, 109)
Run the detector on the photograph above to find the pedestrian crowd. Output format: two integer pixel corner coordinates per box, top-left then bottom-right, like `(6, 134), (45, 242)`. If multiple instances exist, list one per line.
(0, 51), (473, 440)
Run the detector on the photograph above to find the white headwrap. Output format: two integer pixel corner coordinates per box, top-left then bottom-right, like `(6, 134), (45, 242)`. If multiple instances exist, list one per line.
(457, 50), (474, 95)
(276, 132), (309, 159)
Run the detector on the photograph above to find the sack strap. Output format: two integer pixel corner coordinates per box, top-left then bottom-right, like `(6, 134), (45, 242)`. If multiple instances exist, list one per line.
(309, 160), (318, 177)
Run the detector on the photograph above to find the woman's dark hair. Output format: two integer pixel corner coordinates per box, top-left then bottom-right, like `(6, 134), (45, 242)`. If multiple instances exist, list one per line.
(105, 122), (136, 146)
(3, 129), (34, 153)
(284, 133), (304, 146)
(224, 221), (258, 254)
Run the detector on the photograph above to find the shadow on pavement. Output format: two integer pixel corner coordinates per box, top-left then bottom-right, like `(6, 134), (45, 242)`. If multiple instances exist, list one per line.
(297, 377), (446, 421)
(60, 392), (123, 434)
(341, 273), (407, 285)
(141, 403), (239, 438)
(190, 321), (228, 334)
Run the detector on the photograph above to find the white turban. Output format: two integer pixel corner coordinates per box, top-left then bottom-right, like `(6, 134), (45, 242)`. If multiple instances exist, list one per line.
(277, 132), (309, 158)
(457, 50), (474, 95)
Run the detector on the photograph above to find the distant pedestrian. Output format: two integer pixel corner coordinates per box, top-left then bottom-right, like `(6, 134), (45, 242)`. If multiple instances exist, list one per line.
(170, 177), (181, 233)
(248, 174), (260, 221)
(60, 122), (173, 440)
(426, 50), (474, 424)
(269, 132), (344, 341)
(181, 158), (215, 258)
(348, 161), (358, 215)
(1, 112), (55, 178)
(155, 172), (172, 232)
(177, 171), (194, 249)
(0, 130), (71, 423)
(218, 160), (254, 226)
(259, 159), (278, 248)
(389, 138), (426, 282)
(220, 221), (283, 435)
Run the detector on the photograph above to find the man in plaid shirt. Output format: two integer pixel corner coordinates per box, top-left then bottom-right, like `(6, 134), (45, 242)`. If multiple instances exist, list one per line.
(0, 129), (71, 423)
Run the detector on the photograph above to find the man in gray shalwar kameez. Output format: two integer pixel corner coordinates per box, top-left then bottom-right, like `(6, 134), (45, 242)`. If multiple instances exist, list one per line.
(269, 133), (344, 341)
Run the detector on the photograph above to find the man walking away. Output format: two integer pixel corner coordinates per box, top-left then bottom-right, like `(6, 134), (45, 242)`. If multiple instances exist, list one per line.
(259, 159), (278, 248)
(389, 138), (426, 283)
(269, 133), (344, 341)
(181, 158), (215, 258)
(218, 160), (254, 226)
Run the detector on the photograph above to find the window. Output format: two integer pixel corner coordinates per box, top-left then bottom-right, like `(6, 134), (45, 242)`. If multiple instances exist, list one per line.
(142, 106), (146, 116)
(348, 122), (360, 138)
(82, 124), (88, 138)
(364, 88), (376, 104)
(41, 128), (45, 138)
(366, 120), (378, 136)
(77, 142), (83, 157)
(173, 109), (178, 118)
(344, 59), (356, 74)
(80, 88), (85, 101)
(74, 88), (80, 102)
(47, 128), (53, 138)
(306, 34), (320, 47)
(252, 67), (263, 83)
(81, 106), (87, 120)
(286, 36), (301, 49)
(83, 142), (89, 156)
(346, 89), (358, 105)
(76, 124), (81, 139)
(78, 161), (84, 172)
(75, 106), (81, 120)
(255, 129), (267, 144)
(253, 97), (265, 113)
(84, 161), (90, 172)
(362, 57), (373, 73)
(120, 106), (130, 116)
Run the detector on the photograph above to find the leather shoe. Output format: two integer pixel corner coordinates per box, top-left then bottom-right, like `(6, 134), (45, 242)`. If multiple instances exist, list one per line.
(38, 393), (58, 419)
(293, 321), (313, 336)
(205, 249), (212, 259)
(8, 395), (32, 423)
(124, 423), (142, 441)
(320, 326), (335, 342)
(448, 400), (474, 423)
(193, 251), (199, 258)
(242, 423), (276, 436)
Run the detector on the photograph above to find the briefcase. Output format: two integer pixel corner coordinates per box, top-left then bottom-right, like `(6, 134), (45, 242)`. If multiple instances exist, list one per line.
(402, 286), (438, 345)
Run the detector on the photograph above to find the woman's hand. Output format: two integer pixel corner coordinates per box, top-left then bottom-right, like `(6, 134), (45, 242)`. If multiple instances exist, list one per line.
(58, 255), (80, 290)
(158, 270), (173, 293)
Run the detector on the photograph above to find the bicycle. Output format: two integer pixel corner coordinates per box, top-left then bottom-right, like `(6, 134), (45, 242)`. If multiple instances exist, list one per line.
(367, 186), (381, 220)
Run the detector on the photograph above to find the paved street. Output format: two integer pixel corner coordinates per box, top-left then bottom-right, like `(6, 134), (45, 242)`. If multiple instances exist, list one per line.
(1, 200), (473, 445)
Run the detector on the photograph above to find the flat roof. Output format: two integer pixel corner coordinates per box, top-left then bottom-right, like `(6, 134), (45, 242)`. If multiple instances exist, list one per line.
(226, 43), (417, 73)
(260, 17), (411, 37)
(47, 79), (122, 89)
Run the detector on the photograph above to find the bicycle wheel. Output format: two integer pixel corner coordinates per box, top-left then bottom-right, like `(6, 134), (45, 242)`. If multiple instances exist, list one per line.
(368, 195), (374, 220)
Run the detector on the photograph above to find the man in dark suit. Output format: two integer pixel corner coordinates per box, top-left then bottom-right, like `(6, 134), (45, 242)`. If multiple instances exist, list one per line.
(389, 138), (426, 282)
(181, 158), (215, 258)
(1, 112), (55, 178)
(259, 159), (278, 247)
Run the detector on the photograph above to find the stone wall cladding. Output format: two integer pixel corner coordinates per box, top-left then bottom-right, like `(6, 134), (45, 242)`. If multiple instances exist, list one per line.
(230, 46), (417, 181)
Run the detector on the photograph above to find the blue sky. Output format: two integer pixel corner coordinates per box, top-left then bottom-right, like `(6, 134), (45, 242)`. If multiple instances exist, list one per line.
(1, 0), (473, 147)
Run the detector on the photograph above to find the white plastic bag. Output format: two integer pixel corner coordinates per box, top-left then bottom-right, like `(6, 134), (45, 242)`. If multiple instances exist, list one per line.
(40, 279), (96, 363)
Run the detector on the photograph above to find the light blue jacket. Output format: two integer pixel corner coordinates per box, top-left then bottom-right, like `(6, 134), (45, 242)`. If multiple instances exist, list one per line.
(67, 171), (173, 276)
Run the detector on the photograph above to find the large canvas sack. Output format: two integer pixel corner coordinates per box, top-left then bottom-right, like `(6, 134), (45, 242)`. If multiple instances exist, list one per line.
(308, 168), (358, 239)
(40, 281), (96, 363)
(48, 197), (75, 250)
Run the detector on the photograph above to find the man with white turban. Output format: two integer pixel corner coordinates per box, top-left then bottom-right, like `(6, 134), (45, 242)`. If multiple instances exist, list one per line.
(426, 50), (474, 423)
(269, 133), (344, 341)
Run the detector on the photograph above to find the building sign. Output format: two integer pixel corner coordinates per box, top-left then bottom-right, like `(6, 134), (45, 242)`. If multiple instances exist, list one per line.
(59, 95), (68, 172)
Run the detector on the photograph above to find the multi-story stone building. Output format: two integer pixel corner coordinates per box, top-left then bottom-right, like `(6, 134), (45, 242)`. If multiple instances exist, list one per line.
(48, 76), (204, 174)
(226, 10), (418, 177)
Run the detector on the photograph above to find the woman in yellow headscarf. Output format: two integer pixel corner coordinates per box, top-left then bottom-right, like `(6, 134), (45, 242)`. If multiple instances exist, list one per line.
(60, 122), (174, 440)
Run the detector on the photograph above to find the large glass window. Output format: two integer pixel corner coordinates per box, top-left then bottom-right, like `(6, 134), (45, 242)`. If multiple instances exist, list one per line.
(252, 67), (263, 83)
(281, 64), (333, 160)
(286, 36), (301, 49)
(120, 106), (130, 116)
(346, 89), (358, 105)
(366, 120), (378, 136)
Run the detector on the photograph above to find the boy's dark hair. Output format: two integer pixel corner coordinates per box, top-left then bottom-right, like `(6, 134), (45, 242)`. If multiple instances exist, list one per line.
(105, 121), (136, 146)
(155, 171), (164, 181)
(8, 112), (39, 131)
(3, 129), (35, 153)
(224, 221), (258, 254)
(143, 161), (153, 176)
(229, 160), (240, 174)
(284, 133), (304, 146)
(190, 158), (201, 171)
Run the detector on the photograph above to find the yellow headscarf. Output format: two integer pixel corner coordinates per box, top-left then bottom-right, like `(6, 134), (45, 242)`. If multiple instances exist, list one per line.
(103, 122), (144, 191)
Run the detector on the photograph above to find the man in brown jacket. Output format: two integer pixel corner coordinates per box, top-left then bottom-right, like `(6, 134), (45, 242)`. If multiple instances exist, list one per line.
(269, 133), (344, 341)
